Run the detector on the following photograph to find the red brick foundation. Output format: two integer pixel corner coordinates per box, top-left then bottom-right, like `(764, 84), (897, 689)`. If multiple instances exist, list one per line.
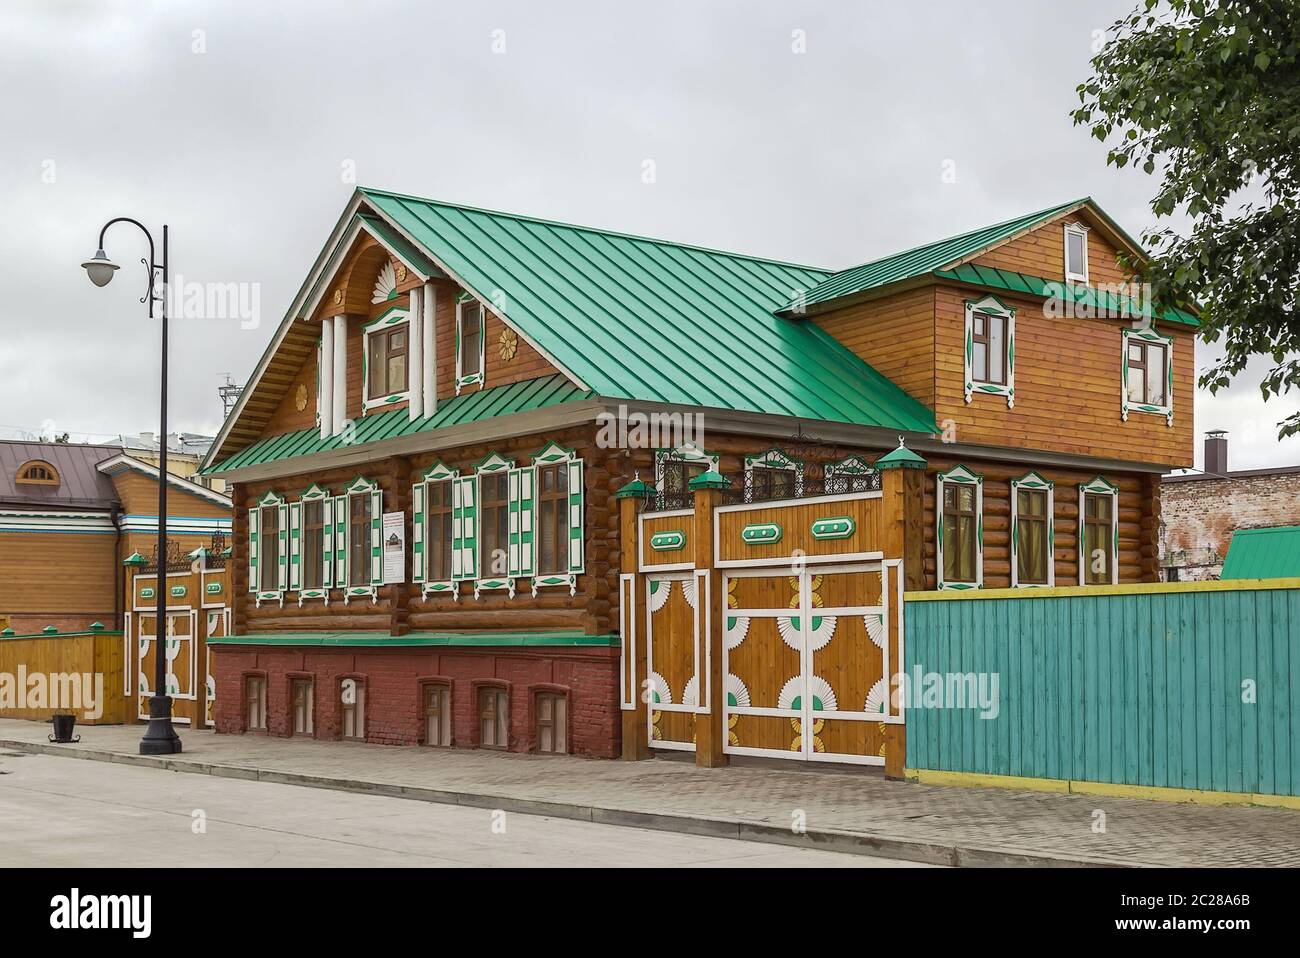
(212, 644), (621, 758)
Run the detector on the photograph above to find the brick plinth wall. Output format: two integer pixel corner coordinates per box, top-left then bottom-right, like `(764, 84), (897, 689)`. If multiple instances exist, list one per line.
(212, 645), (621, 758)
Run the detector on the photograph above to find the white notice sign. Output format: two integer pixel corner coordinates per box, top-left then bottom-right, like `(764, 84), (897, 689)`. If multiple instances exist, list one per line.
(382, 511), (406, 584)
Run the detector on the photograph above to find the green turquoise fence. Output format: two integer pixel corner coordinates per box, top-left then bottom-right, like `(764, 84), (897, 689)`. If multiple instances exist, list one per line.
(904, 579), (1300, 797)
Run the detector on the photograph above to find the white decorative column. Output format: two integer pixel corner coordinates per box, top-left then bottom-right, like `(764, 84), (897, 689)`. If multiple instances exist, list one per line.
(422, 281), (437, 418)
(407, 285), (424, 421)
(319, 318), (335, 439)
(332, 314), (348, 434)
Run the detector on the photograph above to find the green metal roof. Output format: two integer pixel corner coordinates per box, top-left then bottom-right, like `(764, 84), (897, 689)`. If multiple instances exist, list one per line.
(788, 199), (1088, 311)
(1220, 526), (1300, 580)
(204, 374), (591, 474)
(933, 264), (1199, 328)
(209, 630), (619, 647)
(361, 188), (937, 434)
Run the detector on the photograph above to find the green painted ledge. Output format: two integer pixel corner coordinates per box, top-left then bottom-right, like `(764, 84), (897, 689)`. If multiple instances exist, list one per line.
(0, 629), (123, 641)
(208, 630), (620, 648)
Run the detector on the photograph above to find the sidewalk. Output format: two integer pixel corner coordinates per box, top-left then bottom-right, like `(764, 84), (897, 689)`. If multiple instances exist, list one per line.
(3, 718), (1297, 867)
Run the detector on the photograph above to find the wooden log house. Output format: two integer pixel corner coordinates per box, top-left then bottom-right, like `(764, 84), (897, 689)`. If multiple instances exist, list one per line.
(201, 190), (1196, 766)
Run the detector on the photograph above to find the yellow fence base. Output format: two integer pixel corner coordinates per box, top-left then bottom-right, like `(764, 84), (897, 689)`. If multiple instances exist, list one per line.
(907, 768), (1300, 810)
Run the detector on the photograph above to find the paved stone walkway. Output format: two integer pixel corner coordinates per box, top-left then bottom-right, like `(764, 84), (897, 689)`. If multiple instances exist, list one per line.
(3, 719), (1297, 867)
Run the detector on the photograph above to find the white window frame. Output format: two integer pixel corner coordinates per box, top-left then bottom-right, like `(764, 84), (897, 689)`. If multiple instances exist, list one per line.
(361, 305), (411, 412)
(1121, 325), (1174, 426)
(474, 452), (515, 599)
(295, 483), (331, 606)
(1009, 471), (1055, 589)
(963, 294), (1015, 408)
(416, 460), (459, 601)
(251, 490), (287, 607)
(341, 475), (382, 604)
(1077, 476), (1120, 587)
(455, 296), (486, 394)
(936, 464), (983, 591)
(531, 440), (584, 596)
(1064, 221), (1090, 284)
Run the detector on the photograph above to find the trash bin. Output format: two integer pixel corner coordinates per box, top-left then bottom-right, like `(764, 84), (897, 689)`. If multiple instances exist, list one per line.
(49, 713), (80, 744)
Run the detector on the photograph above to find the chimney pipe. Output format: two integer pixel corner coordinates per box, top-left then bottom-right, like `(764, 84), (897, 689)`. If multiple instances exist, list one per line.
(1204, 430), (1228, 476)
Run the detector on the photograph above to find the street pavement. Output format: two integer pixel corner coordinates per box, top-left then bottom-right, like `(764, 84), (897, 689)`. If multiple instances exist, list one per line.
(1, 719), (1297, 866)
(0, 752), (926, 867)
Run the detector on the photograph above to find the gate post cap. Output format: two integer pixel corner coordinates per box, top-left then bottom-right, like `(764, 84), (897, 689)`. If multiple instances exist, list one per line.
(688, 470), (730, 491)
(614, 475), (654, 499)
(877, 438), (927, 471)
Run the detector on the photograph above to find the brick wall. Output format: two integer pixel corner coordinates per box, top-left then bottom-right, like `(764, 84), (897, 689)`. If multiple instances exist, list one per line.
(211, 644), (621, 758)
(1160, 471), (1300, 580)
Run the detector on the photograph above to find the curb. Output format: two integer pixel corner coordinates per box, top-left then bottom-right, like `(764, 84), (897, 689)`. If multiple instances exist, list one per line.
(0, 738), (1129, 868)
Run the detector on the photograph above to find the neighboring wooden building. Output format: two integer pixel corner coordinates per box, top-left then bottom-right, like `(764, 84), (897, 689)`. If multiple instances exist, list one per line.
(201, 191), (1196, 765)
(0, 440), (232, 633)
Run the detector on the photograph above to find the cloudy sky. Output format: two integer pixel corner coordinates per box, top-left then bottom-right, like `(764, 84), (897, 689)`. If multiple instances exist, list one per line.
(1, 0), (1295, 470)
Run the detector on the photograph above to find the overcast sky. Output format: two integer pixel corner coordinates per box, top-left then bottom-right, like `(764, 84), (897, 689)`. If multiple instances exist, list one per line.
(1, 0), (1295, 471)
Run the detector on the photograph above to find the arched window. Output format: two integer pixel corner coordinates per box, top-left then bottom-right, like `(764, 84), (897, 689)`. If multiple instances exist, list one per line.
(16, 460), (59, 486)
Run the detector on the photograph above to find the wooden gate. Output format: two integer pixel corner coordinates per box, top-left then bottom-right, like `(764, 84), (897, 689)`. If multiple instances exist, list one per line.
(645, 572), (700, 751)
(723, 562), (896, 765)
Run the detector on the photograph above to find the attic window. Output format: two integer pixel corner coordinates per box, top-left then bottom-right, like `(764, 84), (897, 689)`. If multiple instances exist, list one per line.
(15, 460), (59, 486)
(1064, 222), (1089, 283)
(456, 300), (485, 392)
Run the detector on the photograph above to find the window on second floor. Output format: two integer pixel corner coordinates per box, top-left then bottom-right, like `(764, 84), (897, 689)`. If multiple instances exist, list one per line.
(425, 478), (454, 582)
(259, 504), (280, 592)
(349, 493), (372, 587)
(480, 471), (509, 579)
(971, 310), (1007, 386)
(367, 323), (408, 401)
(301, 498), (325, 590)
(536, 463), (570, 576)
(1126, 339), (1168, 407)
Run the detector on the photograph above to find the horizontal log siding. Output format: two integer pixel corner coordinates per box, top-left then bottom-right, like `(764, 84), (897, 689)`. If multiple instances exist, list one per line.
(933, 284), (1194, 467)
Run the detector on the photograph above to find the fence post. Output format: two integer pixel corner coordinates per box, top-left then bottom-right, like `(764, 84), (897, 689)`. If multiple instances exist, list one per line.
(689, 470), (729, 768)
(876, 440), (928, 780)
(615, 479), (652, 760)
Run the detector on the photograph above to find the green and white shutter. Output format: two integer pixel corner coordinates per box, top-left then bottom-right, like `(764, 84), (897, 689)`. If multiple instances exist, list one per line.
(411, 480), (426, 585)
(567, 458), (585, 574)
(288, 501), (302, 591)
(321, 496), (335, 590)
(276, 501), (289, 592)
(508, 466), (534, 579)
(332, 495), (348, 588)
(452, 475), (477, 581)
(368, 485), (383, 587)
(247, 507), (259, 593)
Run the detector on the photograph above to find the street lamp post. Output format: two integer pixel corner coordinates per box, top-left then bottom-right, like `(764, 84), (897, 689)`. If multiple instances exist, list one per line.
(82, 218), (182, 755)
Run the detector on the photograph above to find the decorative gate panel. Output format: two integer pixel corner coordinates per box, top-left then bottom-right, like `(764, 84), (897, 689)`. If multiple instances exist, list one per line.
(136, 611), (197, 722)
(645, 572), (698, 750)
(724, 563), (892, 764)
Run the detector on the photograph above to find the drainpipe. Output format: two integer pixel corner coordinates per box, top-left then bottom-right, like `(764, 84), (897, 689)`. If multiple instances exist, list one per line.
(111, 505), (124, 631)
